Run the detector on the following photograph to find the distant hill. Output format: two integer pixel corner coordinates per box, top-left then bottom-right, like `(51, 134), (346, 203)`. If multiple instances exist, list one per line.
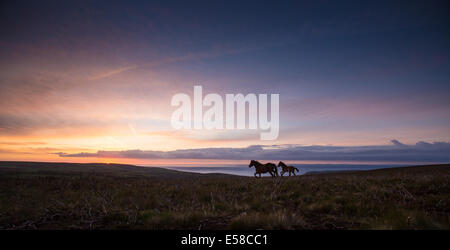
(0, 161), (236, 178)
(304, 164), (450, 176)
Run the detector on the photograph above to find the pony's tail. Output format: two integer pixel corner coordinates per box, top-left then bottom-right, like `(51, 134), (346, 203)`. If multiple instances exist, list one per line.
(295, 167), (299, 172)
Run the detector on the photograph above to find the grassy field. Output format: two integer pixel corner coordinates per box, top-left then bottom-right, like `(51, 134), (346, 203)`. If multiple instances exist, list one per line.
(0, 161), (449, 230)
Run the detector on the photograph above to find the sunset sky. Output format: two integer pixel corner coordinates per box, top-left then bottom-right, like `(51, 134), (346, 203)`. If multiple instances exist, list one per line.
(0, 0), (449, 164)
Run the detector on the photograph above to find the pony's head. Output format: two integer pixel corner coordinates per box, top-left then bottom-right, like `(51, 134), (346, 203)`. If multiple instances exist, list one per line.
(278, 161), (286, 167)
(249, 160), (256, 168)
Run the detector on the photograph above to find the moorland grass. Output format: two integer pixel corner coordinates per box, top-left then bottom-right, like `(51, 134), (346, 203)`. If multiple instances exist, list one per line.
(0, 162), (448, 229)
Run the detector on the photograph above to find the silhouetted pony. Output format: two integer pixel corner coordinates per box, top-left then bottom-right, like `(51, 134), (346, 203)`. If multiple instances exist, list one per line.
(278, 161), (299, 176)
(249, 160), (278, 178)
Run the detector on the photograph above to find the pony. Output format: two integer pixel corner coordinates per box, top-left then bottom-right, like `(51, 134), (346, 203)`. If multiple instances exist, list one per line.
(277, 161), (299, 176)
(249, 160), (278, 178)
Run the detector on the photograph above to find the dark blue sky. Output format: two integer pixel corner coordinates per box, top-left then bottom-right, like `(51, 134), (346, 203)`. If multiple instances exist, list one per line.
(4, 0), (448, 92)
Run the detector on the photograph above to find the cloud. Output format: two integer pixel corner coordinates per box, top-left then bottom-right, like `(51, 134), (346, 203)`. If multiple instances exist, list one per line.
(391, 139), (406, 147)
(0, 113), (107, 135)
(87, 41), (277, 81)
(55, 139), (450, 162)
(89, 65), (138, 81)
(0, 141), (47, 146)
